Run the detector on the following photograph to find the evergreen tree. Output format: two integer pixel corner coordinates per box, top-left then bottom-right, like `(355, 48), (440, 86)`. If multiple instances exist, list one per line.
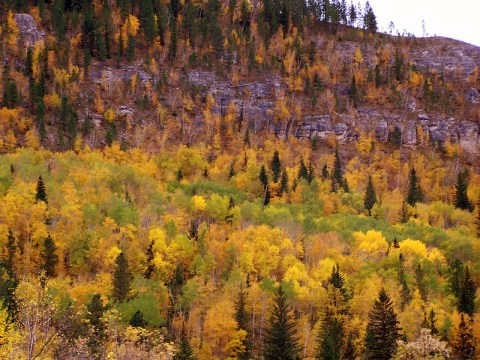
(263, 185), (271, 207)
(234, 285), (252, 360)
(397, 200), (410, 223)
(453, 313), (476, 360)
(343, 332), (356, 360)
(174, 325), (196, 360)
(271, 150), (282, 183)
(228, 163), (236, 180)
(0, 230), (18, 319)
(321, 165), (329, 180)
(364, 288), (401, 360)
(364, 175), (377, 216)
(3, 80), (19, 109)
(328, 264), (350, 306)
(112, 252), (132, 302)
(393, 49), (404, 82)
(260, 165), (269, 189)
(458, 266), (477, 316)
(279, 170), (289, 196)
(130, 310), (148, 327)
(349, 75), (359, 107)
(168, 20), (178, 60)
(454, 170), (474, 212)
(36, 175), (48, 204)
(52, 0), (66, 39)
(448, 259), (464, 298)
(25, 47), (34, 78)
(127, 34), (136, 62)
(414, 263), (428, 302)
(139, 0), (157, 45)
(40, 234), (58, 278)
(406, 167), (424, 206)
(398, 254), (412, 310)
(298, 157), (309, 181)
(363, 1), (377, 33)
(263, 285), (300, 360)
(144, 240), (155, 279)
(86, 294), (107, 355)
(315, 310), (344, 360)
(391, 126), (402, 147)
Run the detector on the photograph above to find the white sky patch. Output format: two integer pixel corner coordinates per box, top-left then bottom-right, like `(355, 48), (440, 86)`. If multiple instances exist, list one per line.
(355, 0), (480, 47)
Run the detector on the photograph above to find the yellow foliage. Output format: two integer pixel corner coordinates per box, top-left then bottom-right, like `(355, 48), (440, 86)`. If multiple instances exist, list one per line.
(354, 230), (388, 256)
(192, 195), (207, 212)
(104, 109), (116, 123)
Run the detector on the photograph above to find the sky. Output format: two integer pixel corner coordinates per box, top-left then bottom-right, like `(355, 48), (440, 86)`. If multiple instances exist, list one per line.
(356, 0), (480, 47)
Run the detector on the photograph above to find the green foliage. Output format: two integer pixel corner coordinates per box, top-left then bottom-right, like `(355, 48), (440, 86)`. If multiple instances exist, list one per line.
(453, 314), (476, 360)
(454, 170), (474, 212)
(406, 167), (424, 206)
(129, 310), (148, 327)
(174, 325), (196, 360)
(36, 175), (48, 204)
(234, 286), (252, 360)
(364, 175), (377, 216)
(112, 252), (132, 302)
(271, 150), (281, 183)
(40, 234), (58, 278)
(458, 266), (477, 316)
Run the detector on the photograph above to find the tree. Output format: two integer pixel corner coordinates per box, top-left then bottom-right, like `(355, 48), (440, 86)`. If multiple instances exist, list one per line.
(86, 294), (107, 355)
(279, 170), (289, 196)
(315, 310), (344, 360)
(391, 126), (402, 147)
(3, 80), (19, 109)
(298, 158), (309, 182)
(414, 263), (428, 303)
(36, 175), (48, 204)
(40, 234), (58, 278)
(406, 167), (423, 206)
(364, 175), (377, 216)
(271, 150), (282, 183)
(52, 0), (66, 38)
(398, 254), (412, 310)
(448, 259), (464, 298)
(174, 325), (196, 360)
(260, 165), (269, 189)
(363, 1), (377, 33)
(263, 285), (300, 360)
(144, 240), (155, 279)
(349, 76), (359, 107)
(130, 310), (148, 327)
(234, 286), (252, 360)
(397, 200), (410, 223)
(112, 252), (132, 302)
(476, 195), (480, 238)
(0, 230), (18, 319)
(364, 288), (401, 360)
(457, 266), (477, 316)
(452, 313), (476, 360)
(454, 170), (474, 212)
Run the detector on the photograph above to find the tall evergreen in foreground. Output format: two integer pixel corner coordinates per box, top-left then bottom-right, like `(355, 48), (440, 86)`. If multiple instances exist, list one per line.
(364, 175), (377, 216)
(174, 325), (196, 360)
(453, 313), (476, 360)
(454, 169), (474, 212)
(364, 288), (401, 360)
(234, 285), (252, 360)
(315, 310), (344, 360)
(457, 266), (477, 316)
(263, 285), (300, 360)
(406, 167), (423, 206)
(112, 252), (132, 302)
(36, 175), (48, 204)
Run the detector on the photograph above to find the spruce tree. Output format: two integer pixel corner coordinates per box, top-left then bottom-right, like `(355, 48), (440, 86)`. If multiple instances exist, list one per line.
(263, 285), (300, 360)
(112, 252), (132, 302)
(298, 158), (309, 181)
(40, 234), (58, 278)
(279, 170), (289, 196)
(364, 288), (401, 360)
(315, 310), (344, 360)
(174, 325), (196, 360)
(458, 266), (477, 316)
(0, 230), (18, 319)
(86, 294), (107, 355)
(332, 147), (344, 191)
(453, 313), (476, 360)
(398, 254), (412, 310)
(321, 165), (329, 180)
(271, 150), (282, 183)
(130, 310), (148, 327)
(448, 259), (464, 298)
(234, 285), (252, 360)
(144, 240), (155, 279)
(349, 76), (359, 107)
(397, 200), (410, 223)
(364, 175), (377, 216)
(454, 170), (474, 212)
(414, 263), (428, 303)
(260, 165), (269, 189)
(363, 1), (377, 33)
(36, 175), (48, 204)
(406, 167), (424, 206)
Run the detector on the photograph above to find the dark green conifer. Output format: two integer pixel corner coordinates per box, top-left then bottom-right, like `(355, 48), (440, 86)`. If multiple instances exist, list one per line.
(414, 263), (428, 302)
(36, 175), (48, 204)
(364, 288), (401, 360)
(130, 310), (148, 327)
(144, 240), (155, 279)
(40, 234), (58, 278)
(398, 200), (410, 223)
(86, 294), (107, 355)
(298, 158), (309, 181)
(315, 309), (344, 360)
(398, 253), (412, 310)
(458, 266), (477, 316)
(321, 165), (329, 180)
(279, 170), (289, 196)
(406, 167), (424, 206)
(112, 252), (132, 302)
(263, 285), (300, 360)
(454, 169), (474, 212)
(453, 313), (476, 360)
(448, 259), (464, 298)
(364, 175), (377, 216)
(234, 285), (252, 360)
(259, 165), (269, 189)
(174, 325), (196, 360)
(349, 76), (358, 107)
(391, 126), (402, 147)
(271, 150), (282, 183)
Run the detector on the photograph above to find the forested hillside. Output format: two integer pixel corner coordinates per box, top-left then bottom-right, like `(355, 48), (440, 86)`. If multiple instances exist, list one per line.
(0, 0), (479, 358)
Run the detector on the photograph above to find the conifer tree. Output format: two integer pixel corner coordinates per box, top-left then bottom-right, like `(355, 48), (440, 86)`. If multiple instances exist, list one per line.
(363, 1), (377, 33)
(0, 230), (18, 319)
(174, 325), (196, 360)
(315, 310), (344, 360)
(298, 158), (309, 181)
(406, 167), (424, 206)
(343, 332), (356, 360)
(112, 252), (132, 302)
(130, 310), (148, 327)
(127, 34), (136, 62)
(263, 185), (271, 207)
(260, 165), (269, 189)
(86, 294), (107, 355)
(332, 147), (343, 188)
(349, 75), (359, 107)
(414, 263), (428, 302)
(391, 126), (402, 147)
(144, 240), (155, 279)
(234, 285), (252, 360)
(398, 254), (412, 310)
(52, 0), (66, 38)
(397, 200), (410, 223)
(454, 170), (474, 212)
(263, 285), (300, 360)
(458, 266), (477, 316)
(271, 150), (282, 183)
(279, 170), (289, 196)
(328, 264), (350, 306)
(40, 234), (58, 278)
(364, 175), (377, 216)
(364, 288), (401, 360)
(36, 175), (48, 204)
(452, 313), (476, 360)
(321, 165), (329, 180)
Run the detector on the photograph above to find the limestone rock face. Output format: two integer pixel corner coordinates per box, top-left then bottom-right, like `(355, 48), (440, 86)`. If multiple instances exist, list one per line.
(14, 14), (45, 46)
(458, 121), (479, 153)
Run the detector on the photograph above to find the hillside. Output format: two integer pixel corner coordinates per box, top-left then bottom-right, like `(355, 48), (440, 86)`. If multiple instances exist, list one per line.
(0, 0), (479, 359)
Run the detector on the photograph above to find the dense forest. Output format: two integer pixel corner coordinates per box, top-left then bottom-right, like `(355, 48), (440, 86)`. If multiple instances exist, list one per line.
(0, 0), (479, 358)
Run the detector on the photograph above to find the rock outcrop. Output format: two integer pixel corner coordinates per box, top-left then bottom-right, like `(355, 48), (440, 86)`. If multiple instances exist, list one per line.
(14, 14), (45, 46)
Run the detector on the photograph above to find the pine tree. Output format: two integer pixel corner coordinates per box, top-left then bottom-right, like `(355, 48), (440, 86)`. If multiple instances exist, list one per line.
(36, 175), (48, 204)
(86, 294), (107, 355)
(398, 254), (412, 310)
(397, 200), (410, 223)
(127, 34), (136, 62)
(144, 240), (155, 279)
(112, 252), (132, 302)
(260, 165), (269, 189)
(271, 150), (282, 183)
(332, 147), (343, 189)
(52, 0), (66, 39)
(414, 263), (428, 303)
(279, 170), (289, 197)
(321, 165), (329, 180)
(263, 285), (300, 360)
(25, 47), (33, 78)
(263, 185), (271, 207)
(364, 288), (401, 360)
(364, 175), (377, 216)
(458, 266), (477, 316)
(40, 234), (58, 278)
(349, 76), (359, 107)
(328, 264), (350, 306)
(234, 285), (252, 360)
(363, 1), (377, 33)
(174, 325), (196, 360)
(406, 167), (424, 206)
(452, 313), (476, 360)
(454, 170), (474, 212)
(315, 310), (344, 360)
(448, 259), (464, 298)
(0, 230), (18, 319)
(298, 157), (309, 181)
(228, 163), (236, 180)
(130, 310), (148, 327)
